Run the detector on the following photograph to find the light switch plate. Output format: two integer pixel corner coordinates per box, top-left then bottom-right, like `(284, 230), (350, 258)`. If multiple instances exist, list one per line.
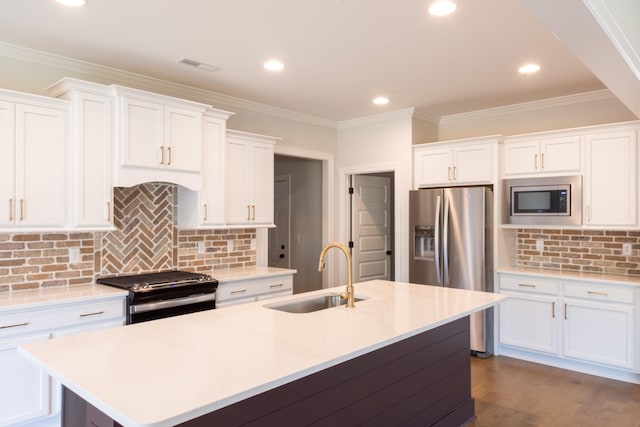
(227, 240), (233, 252)
(197, 241), (205, 254)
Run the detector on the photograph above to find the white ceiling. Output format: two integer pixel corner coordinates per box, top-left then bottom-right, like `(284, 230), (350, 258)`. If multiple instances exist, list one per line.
(0, 0), (611, 121)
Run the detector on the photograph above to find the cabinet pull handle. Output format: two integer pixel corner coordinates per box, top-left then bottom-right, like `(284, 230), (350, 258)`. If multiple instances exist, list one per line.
(160, 146), (165, 165)
(106, 201), (111, 221)
(20, 199), (24, 221)
(247, 205), (251, 221)
(447, 166), (451, 181)
(564, 303), (568, 320)
(167, 146), (172, 165)
(8, 198), (13, 222)
(0, 321), (29, 330)
(231, 289), (247, 294)
(541, 153), (545, 169)
(453, 166), (457, 181)
(534, 153), (538, 170)
(587, 291), (608, 296)
(80, 311), (104, 318)
(587, 205), (591, 222)
(203, 203), (208, 221)
(552, 301), (555, 318)
(518, 283), (536, 288)
(270, 283), (284, 289)
(252, 205), (256, 221)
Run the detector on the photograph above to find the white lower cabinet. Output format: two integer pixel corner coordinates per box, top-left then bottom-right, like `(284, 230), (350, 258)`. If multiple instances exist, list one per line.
(216, 274), (293, 308)
(0, 295), (125, 426)
(498, 273), (637, 378)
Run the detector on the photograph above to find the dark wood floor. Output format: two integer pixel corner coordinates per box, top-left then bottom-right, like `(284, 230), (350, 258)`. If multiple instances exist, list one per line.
(468, 356), (640, 427)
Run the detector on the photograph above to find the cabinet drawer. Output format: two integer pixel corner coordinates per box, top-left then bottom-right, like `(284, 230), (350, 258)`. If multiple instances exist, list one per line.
(563, 281), (635, 304)
(499, 274), (559, 295)
(0, 298), (125, 339)
(217, 275), (293, 302)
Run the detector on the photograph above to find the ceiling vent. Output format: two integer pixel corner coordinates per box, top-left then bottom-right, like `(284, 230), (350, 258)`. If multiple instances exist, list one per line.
(176, 57), (219, 72)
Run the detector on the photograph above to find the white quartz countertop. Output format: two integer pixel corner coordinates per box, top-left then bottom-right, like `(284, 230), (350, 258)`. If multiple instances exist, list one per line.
(212, 266), (296, 282)
(20, 280), (505, 427)
(497, 266), (640, 287)
(0, 284), (128, 313)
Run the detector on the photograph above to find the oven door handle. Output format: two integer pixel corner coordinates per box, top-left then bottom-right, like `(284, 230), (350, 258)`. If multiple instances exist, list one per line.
(129, 293), (216, 314)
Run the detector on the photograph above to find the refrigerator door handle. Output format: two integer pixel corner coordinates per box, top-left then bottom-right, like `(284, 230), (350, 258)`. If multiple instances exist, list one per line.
(434, 195), (442, 284)
(443, 194), (450, 286)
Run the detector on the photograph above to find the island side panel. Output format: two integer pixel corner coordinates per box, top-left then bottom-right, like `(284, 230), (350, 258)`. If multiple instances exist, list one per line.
(182, 316), (473, 427)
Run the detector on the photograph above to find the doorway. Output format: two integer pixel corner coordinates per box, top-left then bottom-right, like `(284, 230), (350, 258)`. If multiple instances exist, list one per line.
(269, 155), (323, 294)
(349, 172), (395, 282)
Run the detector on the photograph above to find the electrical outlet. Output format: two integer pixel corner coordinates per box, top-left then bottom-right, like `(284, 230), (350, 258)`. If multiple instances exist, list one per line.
(622, 243), (632, 256)
(197, 241), (205, 254)
(536, 239), (544, 253)
(68, 247), (80, 264)
(227, 240), (233, 252)
(251, 239), (256, 250)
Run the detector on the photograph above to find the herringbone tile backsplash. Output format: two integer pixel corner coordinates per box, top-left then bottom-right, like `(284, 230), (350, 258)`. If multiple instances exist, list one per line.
(0, 183), (256, 292)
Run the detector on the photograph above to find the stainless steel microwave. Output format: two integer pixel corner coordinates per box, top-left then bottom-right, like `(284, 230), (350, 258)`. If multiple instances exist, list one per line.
(503, 175), (582, 225)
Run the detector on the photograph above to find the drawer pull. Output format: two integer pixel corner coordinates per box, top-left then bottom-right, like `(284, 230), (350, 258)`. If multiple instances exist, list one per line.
(0, 321), (29, 330)
(231, 289), (247, 295)
(518, 283), (536, 288)
(270, 283), (284, 289)
(80, 311), (105, 318)
(587, 291), (608, 297)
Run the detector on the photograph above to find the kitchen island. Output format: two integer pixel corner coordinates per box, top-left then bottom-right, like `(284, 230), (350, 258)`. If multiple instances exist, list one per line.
(19, 280), (506, 427)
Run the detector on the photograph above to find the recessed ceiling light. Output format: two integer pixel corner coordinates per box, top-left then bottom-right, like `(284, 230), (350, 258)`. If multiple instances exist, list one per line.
(264, 60), (284, 72)
(519, 63), (541, 74)
(429, 1), (457, 16)
(55, 0), (86, 6)
(176, 57), (219, 72)
(373, 96), (390, 105)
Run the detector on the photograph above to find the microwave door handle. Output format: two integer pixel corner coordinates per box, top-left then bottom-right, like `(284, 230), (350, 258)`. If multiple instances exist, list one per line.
(434, 195), (442, 285)
(443, 195), (450, 286)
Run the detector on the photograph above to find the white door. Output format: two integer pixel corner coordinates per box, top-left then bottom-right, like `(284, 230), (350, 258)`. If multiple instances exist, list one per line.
(351, 174), (392, 283)
(269, 175), (290, 269)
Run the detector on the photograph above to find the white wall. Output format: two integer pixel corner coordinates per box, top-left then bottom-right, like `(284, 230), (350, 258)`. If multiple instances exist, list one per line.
(333, 110), (414, 284)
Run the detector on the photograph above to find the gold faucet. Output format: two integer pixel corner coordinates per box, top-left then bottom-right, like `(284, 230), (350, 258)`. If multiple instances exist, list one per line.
(318, 242), (355, 308)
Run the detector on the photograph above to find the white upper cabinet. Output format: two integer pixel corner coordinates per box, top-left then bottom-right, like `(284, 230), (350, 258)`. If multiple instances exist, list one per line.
(503, 134), (581, 176)
(112, 86), (209, 190)
(178, 108), (235, 228)
(0, 92), (68, 229)
(49, 78), (114, 229)
(413, 136), (499, 188)
(583, 125), (638, 227)
(225, 130), (278, 226)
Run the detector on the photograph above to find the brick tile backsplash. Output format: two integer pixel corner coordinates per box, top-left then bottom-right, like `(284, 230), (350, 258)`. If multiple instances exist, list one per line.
(517, 228), (640, 276)
(0, 183), (256, 292)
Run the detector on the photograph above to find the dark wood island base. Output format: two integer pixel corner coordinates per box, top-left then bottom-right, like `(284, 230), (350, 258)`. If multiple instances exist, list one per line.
(63, 317), (473, 427)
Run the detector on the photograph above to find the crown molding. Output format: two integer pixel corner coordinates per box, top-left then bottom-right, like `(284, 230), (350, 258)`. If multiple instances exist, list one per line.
(0, 42), (337, 129)
(411, 110), (441, 124)
(439, 89), (616, 125)
(337, 107), (416, 130)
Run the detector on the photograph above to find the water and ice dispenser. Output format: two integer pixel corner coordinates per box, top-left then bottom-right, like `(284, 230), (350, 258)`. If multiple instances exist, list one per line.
(414, 225), (435, 259)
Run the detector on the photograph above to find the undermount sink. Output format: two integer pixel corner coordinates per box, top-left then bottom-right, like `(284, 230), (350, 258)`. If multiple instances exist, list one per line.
(265, 293), (366, 314)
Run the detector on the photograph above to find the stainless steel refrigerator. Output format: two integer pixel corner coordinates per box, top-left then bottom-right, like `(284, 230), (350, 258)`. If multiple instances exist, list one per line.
(409, 186), (494, 357)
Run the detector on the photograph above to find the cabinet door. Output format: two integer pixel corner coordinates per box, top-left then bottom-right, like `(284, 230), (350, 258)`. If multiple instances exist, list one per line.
(503, 140), (539, 175)
(0, 101), (15, 226)
(225, 138), (252, 224)
(119, 97), (163, 168)
(0, 332), (52, 425)
(164, 106), (202, 172)
(453, 144), (493, 184)
(15, 104), (67, 227)
(200, 117), (226, 225)
(251, 142), (274, 224)
(499, 291), (560, 355)
(563, 299), (635, 369)
(72, 92), (113, 228)
(540, 136), (580, 173)
(584, 131), (637, 227)
(414, 147), (452, 187)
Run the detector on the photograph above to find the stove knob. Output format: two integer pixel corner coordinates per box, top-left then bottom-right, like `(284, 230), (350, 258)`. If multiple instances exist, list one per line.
(132, 284), (139, 291)
(142, 283), (150, 289)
